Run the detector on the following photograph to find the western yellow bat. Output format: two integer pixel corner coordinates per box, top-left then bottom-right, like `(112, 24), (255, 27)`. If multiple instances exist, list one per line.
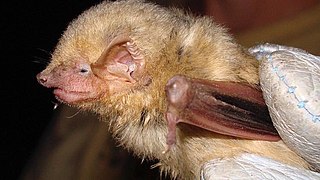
(37, 1), (309, 179)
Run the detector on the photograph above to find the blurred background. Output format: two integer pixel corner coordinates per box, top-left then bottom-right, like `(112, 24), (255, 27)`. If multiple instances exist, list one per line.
(2, 0), (320, 179)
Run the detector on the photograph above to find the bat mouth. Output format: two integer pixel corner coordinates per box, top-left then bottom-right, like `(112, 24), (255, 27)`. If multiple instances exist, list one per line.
(53, 88), (93, 104)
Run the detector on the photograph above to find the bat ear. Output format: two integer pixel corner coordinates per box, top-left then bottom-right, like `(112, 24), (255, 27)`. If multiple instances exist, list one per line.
(91, 34), (145, 84)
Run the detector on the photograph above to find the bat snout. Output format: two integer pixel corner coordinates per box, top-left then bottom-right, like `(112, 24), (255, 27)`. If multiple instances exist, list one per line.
(37, 72), (47, 85)
(36, 72), (52, 88)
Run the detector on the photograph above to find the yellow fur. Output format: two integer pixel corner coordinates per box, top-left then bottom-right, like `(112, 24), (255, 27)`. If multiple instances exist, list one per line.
(46, 1), (309, 179)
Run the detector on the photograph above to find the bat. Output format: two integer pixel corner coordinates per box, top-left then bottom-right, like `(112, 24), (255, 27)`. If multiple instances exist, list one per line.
(37, 1), (309, 179)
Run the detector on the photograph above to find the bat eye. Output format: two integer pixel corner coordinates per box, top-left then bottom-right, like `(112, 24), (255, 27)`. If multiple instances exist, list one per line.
(79, 63), (91, 75)
(80, 68), (88, 73)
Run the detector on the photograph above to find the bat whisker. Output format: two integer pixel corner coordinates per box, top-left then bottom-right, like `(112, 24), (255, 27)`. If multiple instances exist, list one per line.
(33, 48), (51, 66)
(150, 162), (162, 169)
(32, 59), (48, 65)
(36, 48), (52, 55)
(66, 109), (81, 118)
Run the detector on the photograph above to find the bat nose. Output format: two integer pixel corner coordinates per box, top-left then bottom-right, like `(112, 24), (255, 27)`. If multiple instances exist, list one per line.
(36, 73), (48, 85)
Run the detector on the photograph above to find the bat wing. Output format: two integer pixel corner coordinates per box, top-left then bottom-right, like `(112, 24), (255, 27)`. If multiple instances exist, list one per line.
(165, 75), (280, 147)
(200, 153), (320, 180)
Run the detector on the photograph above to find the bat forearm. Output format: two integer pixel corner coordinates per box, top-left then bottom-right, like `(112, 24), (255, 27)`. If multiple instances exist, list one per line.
(165, 75), (280, 148)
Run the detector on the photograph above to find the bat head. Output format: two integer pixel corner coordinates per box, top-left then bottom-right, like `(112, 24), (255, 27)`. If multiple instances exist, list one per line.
(37, 59), (108, 104)
(36, 1), (174, 109)
(37, 33), (149, 107)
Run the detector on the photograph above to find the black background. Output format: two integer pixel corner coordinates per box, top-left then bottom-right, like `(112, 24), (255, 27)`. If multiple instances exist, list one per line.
(2, 1), (104, 179)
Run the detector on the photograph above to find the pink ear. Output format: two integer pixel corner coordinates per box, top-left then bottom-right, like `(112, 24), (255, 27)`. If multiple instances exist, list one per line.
(91, 35), (144, 83)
